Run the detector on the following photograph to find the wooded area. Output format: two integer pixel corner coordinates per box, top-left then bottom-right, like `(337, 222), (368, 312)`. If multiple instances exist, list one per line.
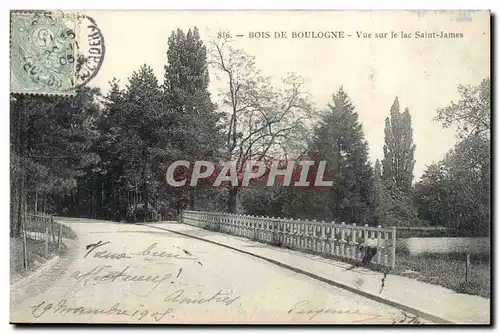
(10, 27), (491, 238)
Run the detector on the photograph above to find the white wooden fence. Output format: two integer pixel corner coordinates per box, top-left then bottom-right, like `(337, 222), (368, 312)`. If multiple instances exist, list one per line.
(180, 210), (397, 269)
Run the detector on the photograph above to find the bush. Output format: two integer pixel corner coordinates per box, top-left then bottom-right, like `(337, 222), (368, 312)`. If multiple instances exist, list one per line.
(205, 223), (221, 232)
(125, 204), (158, 223)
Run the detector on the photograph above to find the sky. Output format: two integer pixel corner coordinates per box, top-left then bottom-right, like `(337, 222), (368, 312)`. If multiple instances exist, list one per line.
(80, 10), (490, 181)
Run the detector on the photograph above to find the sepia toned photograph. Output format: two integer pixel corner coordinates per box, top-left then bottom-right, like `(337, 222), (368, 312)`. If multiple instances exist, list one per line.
(9, 10), (491, 325)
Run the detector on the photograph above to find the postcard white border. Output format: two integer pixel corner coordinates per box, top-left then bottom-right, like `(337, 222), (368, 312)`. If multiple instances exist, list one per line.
(2, 1), (496, 334)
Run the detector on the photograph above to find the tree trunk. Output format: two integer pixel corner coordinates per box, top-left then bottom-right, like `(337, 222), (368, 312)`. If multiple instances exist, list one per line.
(189, 189), (195, 210)
(101, 182), (104, 218)
(227, 187), (238, 213)
(13, 100), (25, 238)
(10, 186), (17, 238)
(143, 159), (148, 223)
(14, 175), (24, 238)
(134, 182), (138, 222)
(143, 180), (148, 223)
(111, 185), (115, 220)
(90, 175), (96, 218)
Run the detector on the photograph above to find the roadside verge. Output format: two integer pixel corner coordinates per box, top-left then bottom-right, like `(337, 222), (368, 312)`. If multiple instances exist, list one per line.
(10, 221), (80, 307)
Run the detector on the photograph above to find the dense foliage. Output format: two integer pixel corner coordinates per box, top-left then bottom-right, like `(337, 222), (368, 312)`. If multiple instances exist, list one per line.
(9, 28), (491, 237)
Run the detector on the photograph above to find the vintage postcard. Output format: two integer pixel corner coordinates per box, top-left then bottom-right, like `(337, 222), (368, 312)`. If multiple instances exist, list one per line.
(10, 10), (491, 325)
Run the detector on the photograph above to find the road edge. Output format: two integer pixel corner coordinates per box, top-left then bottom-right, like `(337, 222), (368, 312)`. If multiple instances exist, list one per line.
(10, 256), (60, 291)
(141, 223), (457, 325)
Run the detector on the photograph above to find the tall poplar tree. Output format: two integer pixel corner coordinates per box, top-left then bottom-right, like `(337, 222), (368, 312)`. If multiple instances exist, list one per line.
(382, 97), (416, 193)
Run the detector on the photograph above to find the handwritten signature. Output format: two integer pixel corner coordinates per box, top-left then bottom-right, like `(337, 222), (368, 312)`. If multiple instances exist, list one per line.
(392, 311), (421, 324)
(288, 300), (383, 323)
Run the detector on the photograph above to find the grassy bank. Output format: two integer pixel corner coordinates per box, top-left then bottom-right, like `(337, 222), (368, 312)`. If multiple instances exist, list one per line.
(392, 251), (490, 298)
(10, 237), (70, 285)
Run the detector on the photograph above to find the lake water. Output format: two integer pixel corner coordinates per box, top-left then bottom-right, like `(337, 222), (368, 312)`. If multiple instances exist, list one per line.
(397, 237), (490, 255)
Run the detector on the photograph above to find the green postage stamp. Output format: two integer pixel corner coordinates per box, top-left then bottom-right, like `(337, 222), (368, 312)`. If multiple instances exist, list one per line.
(10, 12), (78, 95)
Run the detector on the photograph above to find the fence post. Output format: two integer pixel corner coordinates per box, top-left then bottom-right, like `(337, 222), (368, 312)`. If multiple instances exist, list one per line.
(233, 214), (238, 235)
(259, 217), (264, 242)
(340, 222), (345, 257)
(279, 219), (284, 244)
(351, 223), (357, 259)
(270, 217), (275, 243)
(321, 222), (326, 254)
(392, 226), (397, 269)
(362, 224), (368, 263)
(376, 226), (382, 264)
(286, 221), (290, 246)
(22, 229), (28, 270)
(51, 217), (56, 243)
(331, 222), (337, 255)
(364, 224), (368, 244)
(466, 254), (470, 282)
(58, 223), (62, 249)
(303, 220), (309, 250)
(45, 223), (49, 258)
(311, 219), (316, 251)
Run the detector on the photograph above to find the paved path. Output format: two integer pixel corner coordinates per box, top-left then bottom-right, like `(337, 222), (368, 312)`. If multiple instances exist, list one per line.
(10, 219), (428, 324)
(150, 222), (490, 324)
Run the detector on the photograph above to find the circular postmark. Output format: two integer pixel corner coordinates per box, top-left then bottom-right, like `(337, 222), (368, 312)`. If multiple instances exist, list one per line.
(74, 14), (106, 89)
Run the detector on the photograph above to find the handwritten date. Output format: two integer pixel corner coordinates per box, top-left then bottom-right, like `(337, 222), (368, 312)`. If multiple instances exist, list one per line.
(30, 299), (173, 322)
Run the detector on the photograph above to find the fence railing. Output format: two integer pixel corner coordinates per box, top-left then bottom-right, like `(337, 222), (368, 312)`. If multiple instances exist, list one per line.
(180, 210), (397, 269)
(19, 213), (77, 270)
(395, 226), (449, 238)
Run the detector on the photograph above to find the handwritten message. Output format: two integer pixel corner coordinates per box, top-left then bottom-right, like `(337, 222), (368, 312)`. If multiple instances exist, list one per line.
(84, 240), (201, 264)
(24, 238), (426, 324)
(69, 265), (173, 296)
(163, 289), (240, 306)
(27, 239), (241, 322)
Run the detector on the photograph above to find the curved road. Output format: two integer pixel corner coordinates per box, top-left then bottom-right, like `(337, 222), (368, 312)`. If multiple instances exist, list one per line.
(11, 220), (426, 324)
